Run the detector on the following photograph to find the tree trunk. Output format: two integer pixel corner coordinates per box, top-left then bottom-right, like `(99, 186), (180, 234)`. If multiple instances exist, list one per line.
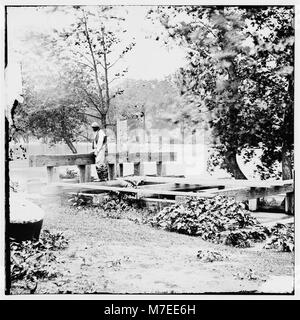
(282, 146), (293, 180)
(101, 113), (108, 164)
(282, 144), (294, 214)
(221, 53), (246, 180)
(65, 138), (77, 154)
(101, 27), (110, 114)
(181, 120), (185, 162)
(224, 151), (247, 179)
(101, 113), (107, 129)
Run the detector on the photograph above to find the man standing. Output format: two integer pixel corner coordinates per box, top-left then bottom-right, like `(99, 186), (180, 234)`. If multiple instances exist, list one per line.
(91, 122), (108, 181)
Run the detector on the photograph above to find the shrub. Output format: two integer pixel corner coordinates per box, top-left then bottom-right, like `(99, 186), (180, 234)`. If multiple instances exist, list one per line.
(68, 193), (93, 209)
(10, 229), (69, 292)
(59, 168), (78, 179)
(264, 223), (294, 252)
(149, 196), (259, 242)
(148, 196), (294, 250)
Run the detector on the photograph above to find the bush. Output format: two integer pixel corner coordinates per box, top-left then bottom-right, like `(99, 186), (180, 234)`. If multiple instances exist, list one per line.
(95, 164), (108, 181)
(59, 168), (78, 179)
(97, 192), (144, 219)
(221, 227), (268, 248)
(68, 193), (93, 209)
(149, 196), (258, 242)
(264, 223), (294, 252)
(197, 250), (227, 262)
(148, 196), (293, 250)
(10, 229), (69, 292)
(67, 191), (145, 220)
(10, 181), (20, 193)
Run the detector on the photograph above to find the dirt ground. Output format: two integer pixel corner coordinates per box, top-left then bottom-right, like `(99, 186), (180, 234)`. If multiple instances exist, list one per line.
(10, 194), (294, 295)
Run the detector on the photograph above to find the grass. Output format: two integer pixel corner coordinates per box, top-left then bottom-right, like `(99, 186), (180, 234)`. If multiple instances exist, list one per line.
(10, 194), (294, 295)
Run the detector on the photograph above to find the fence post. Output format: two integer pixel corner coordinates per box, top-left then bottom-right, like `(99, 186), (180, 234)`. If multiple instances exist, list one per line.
(78, 165), (86, 183)
(157, 136), (162, 176)
(119, 163), (124, 177)
(285, 194), (294, 215)
(192, 130), (196, 157)
(85, 164), (91, 182)
(285, 170), (295, 215)
(134, 135), (140, 176)
(108, 163), (116, 180)
(170, 138), (175, 162)
(116, 119), (127, 178)
(47, 166), (54, 183)
(148, 134), (152, 162)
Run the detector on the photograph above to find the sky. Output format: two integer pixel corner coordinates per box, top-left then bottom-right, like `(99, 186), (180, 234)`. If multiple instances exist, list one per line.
(6, 6), (187, 81)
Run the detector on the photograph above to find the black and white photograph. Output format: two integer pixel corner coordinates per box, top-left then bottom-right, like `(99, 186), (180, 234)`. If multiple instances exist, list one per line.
(2, 1), (297, 297)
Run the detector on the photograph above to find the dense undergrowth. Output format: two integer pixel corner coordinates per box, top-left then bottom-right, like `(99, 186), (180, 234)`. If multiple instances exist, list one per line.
(148, 196), (294, 251)
(10, 230), (69, 293)
(9, 194), (293, 294)
(68, 193), (294, 251)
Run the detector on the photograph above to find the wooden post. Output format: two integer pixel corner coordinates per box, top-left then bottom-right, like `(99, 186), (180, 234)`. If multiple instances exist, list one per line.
(157, 136), (163, 176)
(134, 136), (141, 176)
(85, 164), (91, 182)
(192, 130), (196, 157)
(126, 122), (129, 163)
(284, 170), (295, 215)
(116, 118), (127, 178)
(119, 163), (124, 177)
(148, 134), (152, 162)
(285, 194), (294, 214)
(170, 138), (175, 162)
(108, 163), (116, 180)
(248, 199), (258, 211)
(47, 166), (54, 183)
(78, 165), (86, 183)
(116, 151), (120, 177)
(134, 162), (140, 176)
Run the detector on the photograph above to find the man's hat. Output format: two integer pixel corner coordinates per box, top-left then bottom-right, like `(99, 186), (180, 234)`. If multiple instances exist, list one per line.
(91, 121), (100, 128)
